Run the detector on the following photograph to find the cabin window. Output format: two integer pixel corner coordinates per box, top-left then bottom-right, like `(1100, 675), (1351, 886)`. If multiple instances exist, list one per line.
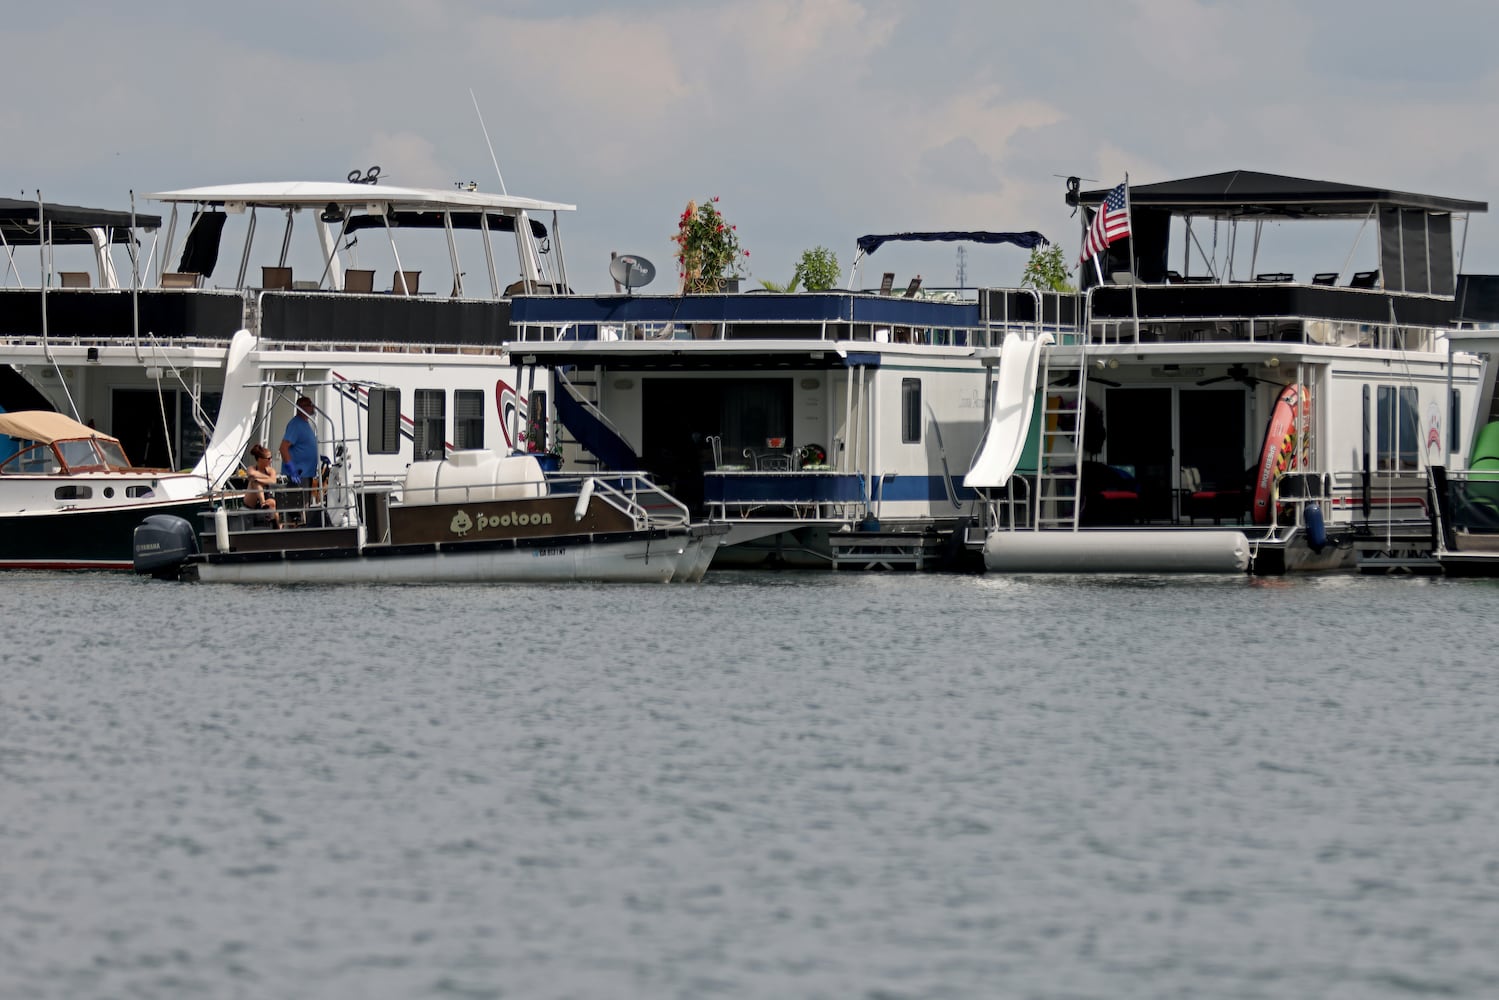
(1376, 385), (1420, 471)
(454, 390), (485, 450)
(126, 485), (155, 498)
(367, 387), (401, 455)
(901, 378), (922, 444)
(413, 389), (446, 461)
(1, 443), (55, 474)
(55, 485), (92, 500)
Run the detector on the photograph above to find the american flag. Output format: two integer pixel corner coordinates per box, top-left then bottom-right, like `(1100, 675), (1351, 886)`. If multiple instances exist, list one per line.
(1079, 182), (1130, 264)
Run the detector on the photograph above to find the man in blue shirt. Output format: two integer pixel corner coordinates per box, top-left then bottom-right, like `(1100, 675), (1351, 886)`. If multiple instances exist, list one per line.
(279, 396), (319, 523)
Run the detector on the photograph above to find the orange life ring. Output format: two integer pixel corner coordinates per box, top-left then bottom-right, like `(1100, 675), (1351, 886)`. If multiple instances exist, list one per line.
(1252, 383), (1309, 525)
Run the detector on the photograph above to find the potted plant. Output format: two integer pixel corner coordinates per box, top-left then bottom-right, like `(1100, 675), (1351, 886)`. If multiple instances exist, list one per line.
(519, 413), (562, 471)
(794, 246), (840, 291)
(1020, 243), (1075, 293)
(674, 197), (750, 293)
(759, 246), (841, 292)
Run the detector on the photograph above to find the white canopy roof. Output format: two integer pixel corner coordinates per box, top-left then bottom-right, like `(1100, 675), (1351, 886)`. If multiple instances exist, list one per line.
(0, 410), (116, 444)
(142, 181), (575, 214)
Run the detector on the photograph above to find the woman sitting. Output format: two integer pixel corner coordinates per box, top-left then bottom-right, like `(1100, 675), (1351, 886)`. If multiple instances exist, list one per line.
(244, 443), (281, 528)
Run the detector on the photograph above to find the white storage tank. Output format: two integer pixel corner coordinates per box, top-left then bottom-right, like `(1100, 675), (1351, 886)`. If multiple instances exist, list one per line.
(402, 451), (547, 504)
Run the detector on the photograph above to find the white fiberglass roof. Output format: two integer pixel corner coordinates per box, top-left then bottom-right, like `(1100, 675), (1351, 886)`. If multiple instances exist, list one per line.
(141, 181), (575, 214)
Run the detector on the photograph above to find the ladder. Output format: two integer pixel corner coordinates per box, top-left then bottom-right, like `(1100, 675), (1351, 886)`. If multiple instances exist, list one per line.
(1033, 344), (1088, 530)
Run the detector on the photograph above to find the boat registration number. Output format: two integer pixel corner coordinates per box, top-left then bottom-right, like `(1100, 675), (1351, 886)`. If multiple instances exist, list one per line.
(533, 547), (565, 558)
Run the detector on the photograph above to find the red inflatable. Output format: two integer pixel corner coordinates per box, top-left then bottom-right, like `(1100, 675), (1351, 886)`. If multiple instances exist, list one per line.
(1252, 383), (1310, 525)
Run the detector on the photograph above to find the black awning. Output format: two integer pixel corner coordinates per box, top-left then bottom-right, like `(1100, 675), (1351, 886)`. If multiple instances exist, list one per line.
(856, 231), (1049, 256)
(0, 197), (160, 245)
(1076, 170), (1487, 219)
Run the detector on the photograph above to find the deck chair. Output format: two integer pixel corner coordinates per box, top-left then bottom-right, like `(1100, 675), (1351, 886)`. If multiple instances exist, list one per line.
(392, 270), (420, 295)
(1350, 270), (1380, 289)
(878, 272), (895, 295)
(903, 275), (922, 297)
(59, 272), (91, 288)
(161, 272), (202, 288)
(1311, 272), (1338, 285)
(1256, 272), (1294, 282)
(343, 269), (375, 293)
(261, 266), (293, 290)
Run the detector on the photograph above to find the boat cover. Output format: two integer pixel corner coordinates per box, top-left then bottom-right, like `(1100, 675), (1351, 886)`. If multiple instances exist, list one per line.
(0, 411), (113, 444)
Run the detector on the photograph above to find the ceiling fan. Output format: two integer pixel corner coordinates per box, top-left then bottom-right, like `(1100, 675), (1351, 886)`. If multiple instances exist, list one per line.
(1196, 362), (1280, 388)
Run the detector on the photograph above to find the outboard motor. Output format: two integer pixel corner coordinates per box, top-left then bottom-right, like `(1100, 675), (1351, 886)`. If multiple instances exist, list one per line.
(133, 514), (199, 579)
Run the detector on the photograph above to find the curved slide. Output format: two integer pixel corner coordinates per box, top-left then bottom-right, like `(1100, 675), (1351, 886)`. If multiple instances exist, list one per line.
(159, 329), (261, 500)
(963, 332), (1053, 489)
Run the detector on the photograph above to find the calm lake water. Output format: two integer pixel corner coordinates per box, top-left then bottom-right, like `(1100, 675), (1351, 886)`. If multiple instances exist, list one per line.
(3, 570), (1499, 999)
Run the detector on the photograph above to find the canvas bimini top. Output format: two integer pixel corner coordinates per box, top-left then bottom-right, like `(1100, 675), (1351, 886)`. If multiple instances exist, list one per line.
(0, 410), (115, 444)
(0, 197), (160, 246)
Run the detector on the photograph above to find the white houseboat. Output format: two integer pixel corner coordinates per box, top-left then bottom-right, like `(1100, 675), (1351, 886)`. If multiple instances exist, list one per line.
(965, 170), (1493, 574)
(505, 231), (1060, 570)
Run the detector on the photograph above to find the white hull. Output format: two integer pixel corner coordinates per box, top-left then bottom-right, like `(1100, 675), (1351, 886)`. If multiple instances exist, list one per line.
(195, 533), (717, 585)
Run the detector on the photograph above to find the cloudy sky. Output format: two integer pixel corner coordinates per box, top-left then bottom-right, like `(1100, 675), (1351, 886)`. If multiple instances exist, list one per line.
(8, 0), (1499, 293)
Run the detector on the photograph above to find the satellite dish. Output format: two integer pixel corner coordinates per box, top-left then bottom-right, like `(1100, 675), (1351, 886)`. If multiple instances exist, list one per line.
(609, 254), (656, 293)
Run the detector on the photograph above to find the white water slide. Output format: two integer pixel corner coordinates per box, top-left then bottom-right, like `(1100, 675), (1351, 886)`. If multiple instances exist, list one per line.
(963, 332), (1052, 489)
(155, 329), (260, 500)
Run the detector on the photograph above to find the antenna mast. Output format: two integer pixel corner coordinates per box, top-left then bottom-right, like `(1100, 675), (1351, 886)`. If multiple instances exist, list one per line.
(469, 89), (508, 195)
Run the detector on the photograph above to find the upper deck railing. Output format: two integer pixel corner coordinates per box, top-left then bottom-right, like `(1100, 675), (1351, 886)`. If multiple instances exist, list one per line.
(3, 278), (1465, 358)
(0, 286), (516, 355)
(1080, 280), (1456, 351)
(507, 289), (1079, 349)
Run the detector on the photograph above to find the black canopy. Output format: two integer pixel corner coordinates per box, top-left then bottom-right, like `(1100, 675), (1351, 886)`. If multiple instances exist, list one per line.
(1073, 170), (1485, 294)
(856, 231), (1049, 256)
(0, 197), (160, 246)
(1076, 170), (1487, 220)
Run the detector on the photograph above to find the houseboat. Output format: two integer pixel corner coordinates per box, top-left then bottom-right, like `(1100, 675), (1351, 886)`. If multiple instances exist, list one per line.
(965, 170), (1493, 574)
(505, 231), (1060, 570)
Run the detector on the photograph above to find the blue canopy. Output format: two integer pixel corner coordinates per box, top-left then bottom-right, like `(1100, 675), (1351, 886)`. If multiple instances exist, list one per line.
(855, 231), (1049, 256)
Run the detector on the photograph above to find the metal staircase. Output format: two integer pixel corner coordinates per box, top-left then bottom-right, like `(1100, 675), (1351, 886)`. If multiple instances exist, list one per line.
(554, 367), (603, 469)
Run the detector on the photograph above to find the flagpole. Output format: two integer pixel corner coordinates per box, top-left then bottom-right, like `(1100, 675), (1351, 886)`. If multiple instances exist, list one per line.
(1125, 172), (1139, 342)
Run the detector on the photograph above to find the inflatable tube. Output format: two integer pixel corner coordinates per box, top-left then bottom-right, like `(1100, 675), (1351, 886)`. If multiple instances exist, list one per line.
(1252, 384), (1309, 525)
(983, 530), (1250, 574)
